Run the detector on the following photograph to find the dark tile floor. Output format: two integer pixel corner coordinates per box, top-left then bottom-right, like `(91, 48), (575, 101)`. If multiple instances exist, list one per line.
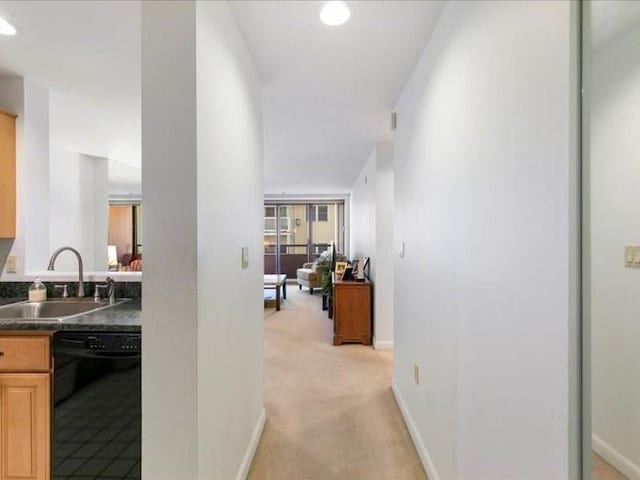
(53, 364), (141, 480)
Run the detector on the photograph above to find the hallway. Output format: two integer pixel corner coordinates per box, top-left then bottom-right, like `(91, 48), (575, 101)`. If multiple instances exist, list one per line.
(249, 286), (426, 480)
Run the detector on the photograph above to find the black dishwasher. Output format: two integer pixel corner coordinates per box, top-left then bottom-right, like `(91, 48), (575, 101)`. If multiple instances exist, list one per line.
(53, 332), (141, 480)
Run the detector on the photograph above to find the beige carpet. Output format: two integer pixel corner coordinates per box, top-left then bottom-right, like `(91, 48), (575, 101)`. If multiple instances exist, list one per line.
(593, 452), (628, 480)
(249, 286), (428, 480)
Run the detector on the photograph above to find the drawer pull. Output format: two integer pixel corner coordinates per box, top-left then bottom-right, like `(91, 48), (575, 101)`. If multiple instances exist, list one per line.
(0, 352), (4, 356)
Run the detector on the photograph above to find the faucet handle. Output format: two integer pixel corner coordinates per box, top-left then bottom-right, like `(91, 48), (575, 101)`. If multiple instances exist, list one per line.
(94, 284), (109, 302)
(105, 277), (117, 304)
(54, 284), (69, 298)
(94, 278), (117, 304)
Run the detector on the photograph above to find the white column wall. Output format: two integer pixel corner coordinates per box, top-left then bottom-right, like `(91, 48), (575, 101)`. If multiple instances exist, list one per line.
(141, 2), (199, 479)
(591, 21), (640, 478)
(195, 2), (264, 479)
(374, 143), (394, 349)
(49, 148), (109, 271)
(83, 154), (109, 271)
(350, 149), (376, 275)
(0, 77), (49, 277)
(392, 1), (575, 479)
(22, 80), (50, 273)
(350, 142), (394, 349)
(142, 2), (264, 479)
(350, 142), (395, 349)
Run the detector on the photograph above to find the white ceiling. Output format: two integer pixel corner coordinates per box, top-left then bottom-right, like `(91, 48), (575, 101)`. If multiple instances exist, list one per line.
(0, 0), (140, 195)
(231, 0), (445, 194)
(0, 0), (445, 196)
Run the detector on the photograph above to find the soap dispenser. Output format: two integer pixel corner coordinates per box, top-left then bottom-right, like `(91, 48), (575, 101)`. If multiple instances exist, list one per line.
(28, 277), (47, 302)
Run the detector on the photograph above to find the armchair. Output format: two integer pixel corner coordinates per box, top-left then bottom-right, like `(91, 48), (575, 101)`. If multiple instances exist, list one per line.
(296, 249), (349, 295)
(296, 262), (324, 294)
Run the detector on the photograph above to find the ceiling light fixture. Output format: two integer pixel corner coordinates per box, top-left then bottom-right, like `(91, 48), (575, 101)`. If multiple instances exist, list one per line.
(0, 17), (17, 36)
(320, 1), (351, 26)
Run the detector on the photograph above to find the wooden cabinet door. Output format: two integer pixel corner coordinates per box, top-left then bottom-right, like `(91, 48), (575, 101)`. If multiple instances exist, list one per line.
(0, 111), (16, 239)
(0, 374), (50, 480)
(333, 283), (372, 345)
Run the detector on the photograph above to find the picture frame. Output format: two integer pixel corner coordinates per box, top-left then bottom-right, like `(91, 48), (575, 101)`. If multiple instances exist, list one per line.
(342, 266), (354, 281)
(351, 259), (359, 273)
(335, 261), (348, 277)
(356, 256), (370, 280)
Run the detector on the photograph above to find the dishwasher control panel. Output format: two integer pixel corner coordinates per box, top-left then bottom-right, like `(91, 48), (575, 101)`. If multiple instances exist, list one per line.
(54, 332), (141, 354)
(86, 335), (140, 352)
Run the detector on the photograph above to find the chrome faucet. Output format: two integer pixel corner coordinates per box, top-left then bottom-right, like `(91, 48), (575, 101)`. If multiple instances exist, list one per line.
(47, 246), (85, 298)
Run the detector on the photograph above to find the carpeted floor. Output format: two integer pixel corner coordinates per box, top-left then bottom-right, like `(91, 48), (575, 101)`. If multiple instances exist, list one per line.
(248, 285), (428, 480)
(593, 452), (628, 480)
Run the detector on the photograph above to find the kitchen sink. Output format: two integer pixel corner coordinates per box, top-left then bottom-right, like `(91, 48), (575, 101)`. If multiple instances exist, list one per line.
(0, 298), (126, 321)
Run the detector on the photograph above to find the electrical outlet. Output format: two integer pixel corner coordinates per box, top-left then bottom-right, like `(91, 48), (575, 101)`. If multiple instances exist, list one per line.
(5, 255), (17, 273)
(413, 364), (420, 386)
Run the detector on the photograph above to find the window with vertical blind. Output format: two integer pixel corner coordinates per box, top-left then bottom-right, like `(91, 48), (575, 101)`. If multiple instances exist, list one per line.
(264, 201), (345, 277)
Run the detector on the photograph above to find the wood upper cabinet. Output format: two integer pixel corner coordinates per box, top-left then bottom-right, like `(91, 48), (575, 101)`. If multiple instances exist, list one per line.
(0, 109), (17, 239)
(333, 279), (372, 346)
(0, 335), (51, 480)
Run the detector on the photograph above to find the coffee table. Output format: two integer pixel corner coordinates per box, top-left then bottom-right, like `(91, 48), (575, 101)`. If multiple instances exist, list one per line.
(264, 274), (287, 311)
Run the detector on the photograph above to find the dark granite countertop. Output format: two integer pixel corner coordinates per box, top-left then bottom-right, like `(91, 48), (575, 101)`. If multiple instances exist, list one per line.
(0, 297), (24, 306)
(0, 298), (141, 332)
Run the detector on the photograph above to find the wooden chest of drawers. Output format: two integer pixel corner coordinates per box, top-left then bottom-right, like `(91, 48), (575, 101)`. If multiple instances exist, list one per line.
(332, 279), (372, 346)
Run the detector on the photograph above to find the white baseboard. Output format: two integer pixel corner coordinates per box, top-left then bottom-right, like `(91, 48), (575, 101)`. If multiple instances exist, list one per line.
(593, 433), (640, 480)
(235, 407), (266, 480)
(374, 340), (394, 350)
(391, 380), (440, 480)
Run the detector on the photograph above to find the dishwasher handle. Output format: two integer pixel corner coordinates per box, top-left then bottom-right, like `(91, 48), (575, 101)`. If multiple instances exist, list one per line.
(54, 347), (140, 360)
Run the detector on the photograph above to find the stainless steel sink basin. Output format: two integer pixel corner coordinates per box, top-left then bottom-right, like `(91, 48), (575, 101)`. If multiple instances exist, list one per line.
(0, 298), (125, 321)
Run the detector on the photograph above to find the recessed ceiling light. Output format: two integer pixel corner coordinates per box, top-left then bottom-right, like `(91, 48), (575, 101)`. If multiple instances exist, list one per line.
(320, 1), (351, 26)
(0, 17), (17, 36)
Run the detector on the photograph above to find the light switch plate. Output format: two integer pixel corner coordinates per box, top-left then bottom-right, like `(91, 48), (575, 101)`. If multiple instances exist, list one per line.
(241, 246), (249, 269)
(625, 246), (640, 268)
(625, 246), (634, 266)
(5, 255), (16, 273)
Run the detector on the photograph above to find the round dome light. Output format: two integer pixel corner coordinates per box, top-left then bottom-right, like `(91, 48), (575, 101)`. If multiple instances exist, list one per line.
(320, 1), (351, 27)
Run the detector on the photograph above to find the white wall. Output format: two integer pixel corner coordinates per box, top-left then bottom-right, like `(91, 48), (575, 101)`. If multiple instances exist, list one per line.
(0, 77), (50, 277)
(392, 1), (575, 479)
(23, 81), (50, 274)
(142, 2), (198, 478)
(375, 143), (394, 349)
(49, 147), (108, 271)
(195, 2), (264, 479)
(0, 79), (110, 277)
(351, 142), (394, 349)
(591, 22), (640, 479)
(108, 159), (141, 199)
(351, 149), (376, 274)
(142, 2), (264, 480)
